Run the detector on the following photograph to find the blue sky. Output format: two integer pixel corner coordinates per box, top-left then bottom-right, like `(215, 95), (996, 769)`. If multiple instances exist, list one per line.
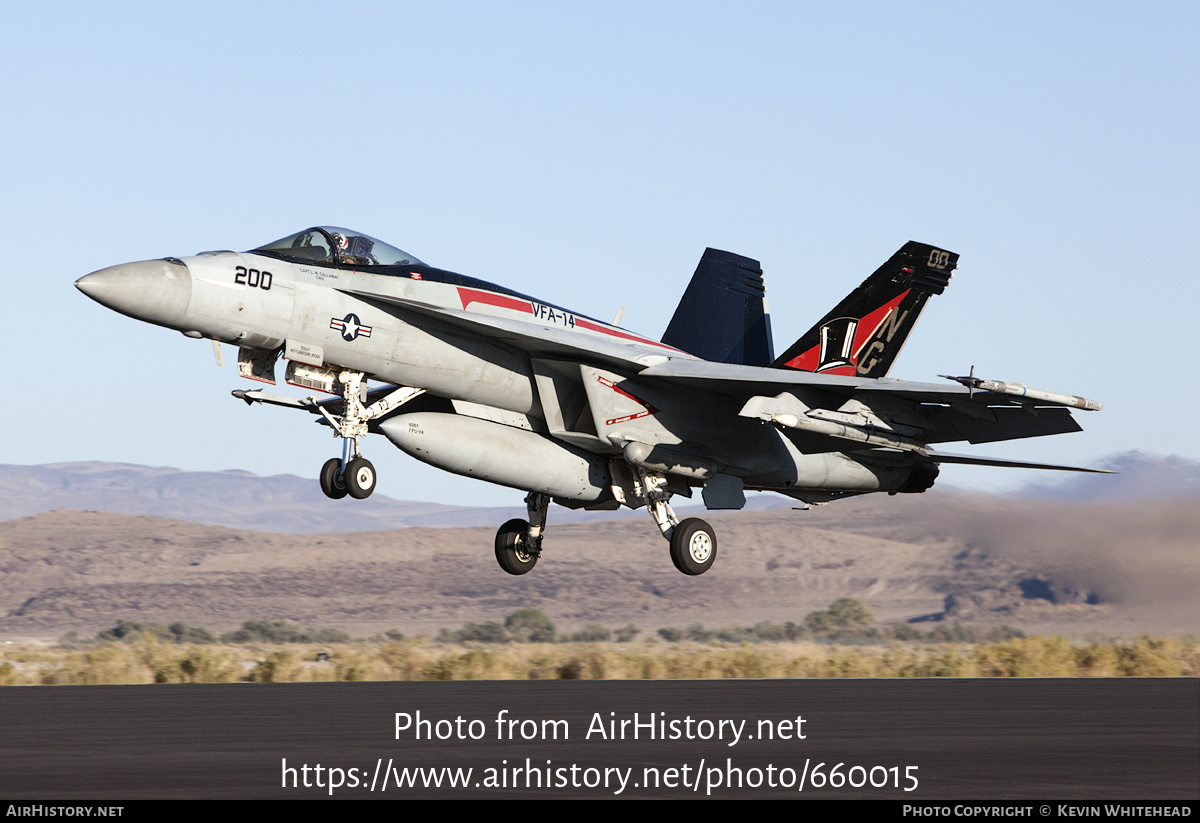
(5, 1), (1197, 506)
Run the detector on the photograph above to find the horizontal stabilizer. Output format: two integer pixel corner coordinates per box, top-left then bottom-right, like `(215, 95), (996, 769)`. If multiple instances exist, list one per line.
(661, 248), (774, 366)
(924, 449), (1114, 473)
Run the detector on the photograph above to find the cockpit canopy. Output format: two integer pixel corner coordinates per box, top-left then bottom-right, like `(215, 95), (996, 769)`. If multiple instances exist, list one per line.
(254, 227), (425, 267)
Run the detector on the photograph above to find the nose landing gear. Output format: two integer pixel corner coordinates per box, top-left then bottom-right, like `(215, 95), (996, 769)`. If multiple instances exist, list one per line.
(344, 456), (376, 498)
(319, 457), (348, 499)
(312, 371), (423, 500)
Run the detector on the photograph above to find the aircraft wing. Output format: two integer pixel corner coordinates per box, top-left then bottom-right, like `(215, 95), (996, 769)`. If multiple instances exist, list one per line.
(638, 358), (978, 402)
(639, 358), (1098, 407)
(342, 289), (1097, 456)
(638, 358), (1094, 449)
(341, 287), (679, 370)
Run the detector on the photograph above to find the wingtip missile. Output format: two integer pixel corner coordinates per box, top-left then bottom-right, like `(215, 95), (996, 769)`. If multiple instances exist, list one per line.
(939, 373), (1101, 411)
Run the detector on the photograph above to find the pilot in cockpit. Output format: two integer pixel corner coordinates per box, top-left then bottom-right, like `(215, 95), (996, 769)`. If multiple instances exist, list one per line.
(332, 231), (377, 266)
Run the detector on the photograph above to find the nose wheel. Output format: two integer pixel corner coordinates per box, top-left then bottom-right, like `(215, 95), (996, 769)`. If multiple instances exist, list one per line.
(319, 457), (348, 499)
(234, 371), (424, 504)
(312, 373), (426, 501)
(344, 457), (376, 499)
(319, 455), (376, 500)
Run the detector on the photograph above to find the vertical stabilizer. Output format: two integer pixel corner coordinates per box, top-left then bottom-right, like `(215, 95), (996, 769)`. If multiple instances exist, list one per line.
(661, 248), (775, 366)
(772, 241), (958, 378)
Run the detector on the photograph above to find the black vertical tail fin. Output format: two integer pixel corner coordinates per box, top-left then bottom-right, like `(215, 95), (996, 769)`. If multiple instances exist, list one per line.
(661, 248), (775, 367)
(772, 241), (958, 378)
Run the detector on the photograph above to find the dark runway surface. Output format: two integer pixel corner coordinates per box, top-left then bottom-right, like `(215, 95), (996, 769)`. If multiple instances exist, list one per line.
(0, 679), (1196, 799)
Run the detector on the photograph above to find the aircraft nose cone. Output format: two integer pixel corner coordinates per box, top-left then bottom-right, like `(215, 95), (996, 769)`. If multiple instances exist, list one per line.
(76, 258), (192, 328)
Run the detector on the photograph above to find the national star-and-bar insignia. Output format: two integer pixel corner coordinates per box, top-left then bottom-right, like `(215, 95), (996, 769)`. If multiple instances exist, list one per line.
(330, 313), (373, 342)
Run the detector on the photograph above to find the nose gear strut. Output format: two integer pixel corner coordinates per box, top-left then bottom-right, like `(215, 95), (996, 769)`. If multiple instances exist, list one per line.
(313, 371), (424, 500)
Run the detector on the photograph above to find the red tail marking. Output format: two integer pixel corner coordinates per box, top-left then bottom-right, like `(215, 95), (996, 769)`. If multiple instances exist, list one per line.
(849, 290), (910, 359)
(783, 289), (911, 373)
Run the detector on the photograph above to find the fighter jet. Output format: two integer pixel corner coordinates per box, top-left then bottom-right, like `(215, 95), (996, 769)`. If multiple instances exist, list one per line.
(76, 227), (1105, 576)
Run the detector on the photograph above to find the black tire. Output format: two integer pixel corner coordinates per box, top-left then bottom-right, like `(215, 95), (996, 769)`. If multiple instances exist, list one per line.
(345, 457), (377, 499)
(319, 458), (348, 499)
(495, 518), (538, 575)
(669, 517), (717, 575)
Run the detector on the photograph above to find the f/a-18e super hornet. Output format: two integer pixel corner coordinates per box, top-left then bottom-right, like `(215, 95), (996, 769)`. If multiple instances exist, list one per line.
(76, 227), (1105, 576)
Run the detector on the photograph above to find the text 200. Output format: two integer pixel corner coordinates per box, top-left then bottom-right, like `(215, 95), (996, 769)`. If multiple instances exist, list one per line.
(235, 266), (273, 290)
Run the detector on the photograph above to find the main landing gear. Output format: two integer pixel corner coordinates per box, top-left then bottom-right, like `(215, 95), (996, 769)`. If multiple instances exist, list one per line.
(314, 371), (422, 501)
(492, 473), (718, 576)
(669, 517), (717, 576)
(494, 492), (549, 575)
(640, 470), (717, 576)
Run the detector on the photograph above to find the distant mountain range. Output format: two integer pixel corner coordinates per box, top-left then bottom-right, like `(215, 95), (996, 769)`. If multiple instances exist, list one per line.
(0, 452), (1194, 533)
(0, 462), (519, 533)
(2, 455), (1197, 640)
